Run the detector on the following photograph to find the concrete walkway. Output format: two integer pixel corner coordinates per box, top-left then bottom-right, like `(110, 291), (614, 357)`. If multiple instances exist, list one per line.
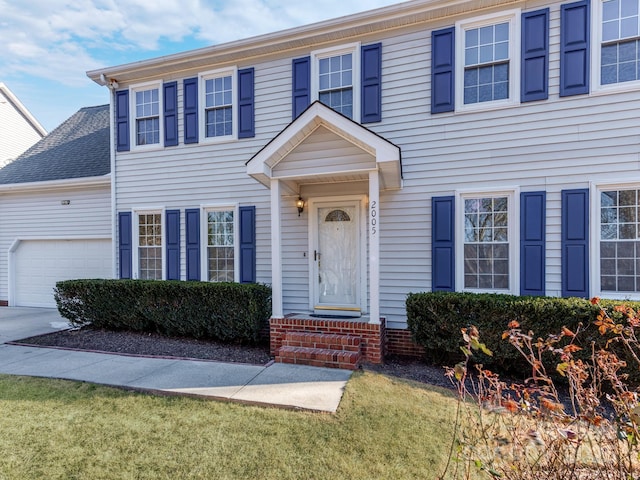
(0, 308), (352, 413)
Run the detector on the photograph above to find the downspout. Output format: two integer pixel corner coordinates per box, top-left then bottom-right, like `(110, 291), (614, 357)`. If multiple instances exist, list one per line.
(107, 84), (117, 279)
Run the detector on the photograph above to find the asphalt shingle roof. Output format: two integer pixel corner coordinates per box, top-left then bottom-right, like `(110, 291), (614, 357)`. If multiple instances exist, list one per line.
(0, 104), (109, 185)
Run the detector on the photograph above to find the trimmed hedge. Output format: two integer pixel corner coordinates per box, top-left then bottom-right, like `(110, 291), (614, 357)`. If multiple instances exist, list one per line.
(406, 292), (640, 379)
(54, 279), (272, 344)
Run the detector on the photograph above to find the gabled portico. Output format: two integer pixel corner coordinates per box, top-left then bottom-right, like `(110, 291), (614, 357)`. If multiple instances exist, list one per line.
(247, 102), (401, 327)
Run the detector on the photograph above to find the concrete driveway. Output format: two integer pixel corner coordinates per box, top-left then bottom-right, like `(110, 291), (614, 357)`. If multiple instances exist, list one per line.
(0, 307), (71, 343)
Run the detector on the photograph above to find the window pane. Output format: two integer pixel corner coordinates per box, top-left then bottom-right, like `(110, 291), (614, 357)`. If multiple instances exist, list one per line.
(207, 210), (235, 282)
(463, 195), (510, 291)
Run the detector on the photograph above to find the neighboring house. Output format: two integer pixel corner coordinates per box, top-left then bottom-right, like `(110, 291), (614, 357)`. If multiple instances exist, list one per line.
(0, 105), (111, 307)
(0, 83), (46, 168)
(72, 0), (640, 363)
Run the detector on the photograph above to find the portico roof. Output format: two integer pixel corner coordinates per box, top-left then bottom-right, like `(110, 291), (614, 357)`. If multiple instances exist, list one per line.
(246, 101), (402, 194)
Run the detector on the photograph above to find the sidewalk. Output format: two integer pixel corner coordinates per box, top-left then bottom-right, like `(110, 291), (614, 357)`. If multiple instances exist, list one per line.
(0, 308), (352, 413)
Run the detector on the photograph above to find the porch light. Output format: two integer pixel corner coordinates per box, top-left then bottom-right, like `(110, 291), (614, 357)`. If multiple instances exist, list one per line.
(296, 197), (304, 216)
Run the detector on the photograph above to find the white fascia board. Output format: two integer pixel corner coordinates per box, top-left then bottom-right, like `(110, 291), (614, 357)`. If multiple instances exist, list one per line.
(87, 0), (519, 85)
(0, 175), (110, 194)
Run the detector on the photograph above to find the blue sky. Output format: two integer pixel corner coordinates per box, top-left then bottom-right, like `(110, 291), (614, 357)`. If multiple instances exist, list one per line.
(1, 0), (406, 132)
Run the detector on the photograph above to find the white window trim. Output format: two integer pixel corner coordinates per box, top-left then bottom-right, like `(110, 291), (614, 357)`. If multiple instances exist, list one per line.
(199, 67), (238, 144)
(129, 80), (163, 151)
(310, 42), (361, 122)
(200, 204), (240, 283)
(590, 180), (640, 300)
(455, 9), (521, 113)
(455, 187), (520, 295)
(132, 208), (165, 281)
(590, 0), (640, 94)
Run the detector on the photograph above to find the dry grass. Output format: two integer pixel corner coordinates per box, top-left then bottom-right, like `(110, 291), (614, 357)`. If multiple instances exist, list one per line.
(0, 371), (457, 479)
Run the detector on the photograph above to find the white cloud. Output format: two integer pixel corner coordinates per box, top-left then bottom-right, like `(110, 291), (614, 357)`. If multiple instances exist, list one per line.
(0, 0), (404, 130)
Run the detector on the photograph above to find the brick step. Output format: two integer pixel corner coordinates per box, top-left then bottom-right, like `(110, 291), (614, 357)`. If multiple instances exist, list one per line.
(275, 346), (361, 370)
(282, 332), (361, 352)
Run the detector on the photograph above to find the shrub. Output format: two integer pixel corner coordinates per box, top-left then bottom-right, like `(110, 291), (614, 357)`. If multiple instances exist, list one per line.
(406, 292), (640, 380)
(439, 303), (640, 479)
(54, 279), (272, 344)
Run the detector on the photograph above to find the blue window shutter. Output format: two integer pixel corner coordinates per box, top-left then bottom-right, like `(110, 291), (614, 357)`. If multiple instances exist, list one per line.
(292, 56), (310, 119)
(521, 9), (549, 102)
(115, 90), (130, 152)
(520, 192), (546, 296)
(361, 43), (382, 123)
(431, 27), (455, 114)
(118, 212), (132, 279)
(183, 77), (199, 144)
(166, 209), (180, 280)
(560, 0), (590, 97)
(185, 208), (201, 281)
(163, 81), (178, 147)
(432, 196), (455, 291)
(561, 189), (589, 298)
(238, 68), (255, 139)
(239, 206), (256, 283)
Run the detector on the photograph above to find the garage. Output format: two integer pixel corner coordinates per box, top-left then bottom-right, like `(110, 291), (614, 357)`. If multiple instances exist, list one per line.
(12, 238), (112, 308)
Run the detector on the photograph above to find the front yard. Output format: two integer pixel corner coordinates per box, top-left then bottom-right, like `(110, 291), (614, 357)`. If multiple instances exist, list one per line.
(0, 371), (456, 479)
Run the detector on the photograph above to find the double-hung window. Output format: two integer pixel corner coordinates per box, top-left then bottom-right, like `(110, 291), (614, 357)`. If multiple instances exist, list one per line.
(456, 12), (519, 110)
(200, 68), (236, 141)
(598, 186), (640, 294)
(132, 84), (161, 147)
(312, 44), (360, 120)
(598, 0), (640, 86)
(458, 191), (518, 293)
(205, 208), (237, 282)
(136, 211), (163, 280)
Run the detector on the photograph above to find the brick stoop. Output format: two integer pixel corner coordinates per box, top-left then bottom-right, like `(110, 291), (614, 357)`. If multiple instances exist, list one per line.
(275, 332), (362, 370)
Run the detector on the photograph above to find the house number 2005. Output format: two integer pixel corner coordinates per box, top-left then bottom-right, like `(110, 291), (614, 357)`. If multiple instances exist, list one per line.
(370, 201), (377, 235)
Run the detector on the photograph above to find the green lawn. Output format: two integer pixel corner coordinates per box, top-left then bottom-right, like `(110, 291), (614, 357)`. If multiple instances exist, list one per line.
(0, 371), (457, 479)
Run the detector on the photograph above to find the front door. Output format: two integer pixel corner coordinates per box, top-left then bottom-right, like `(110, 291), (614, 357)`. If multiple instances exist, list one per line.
(313, 201), (361, 317)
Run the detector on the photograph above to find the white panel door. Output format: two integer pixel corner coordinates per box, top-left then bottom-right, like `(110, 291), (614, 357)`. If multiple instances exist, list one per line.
(14, 239), (112, 308)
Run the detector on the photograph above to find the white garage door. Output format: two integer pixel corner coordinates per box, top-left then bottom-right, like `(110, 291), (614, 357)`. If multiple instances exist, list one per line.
(14, 239), (112, 308)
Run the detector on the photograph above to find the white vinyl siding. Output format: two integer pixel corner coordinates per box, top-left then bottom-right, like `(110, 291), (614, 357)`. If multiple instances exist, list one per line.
(112, 1), (640, 329)
(0, 185), (112, 304)
(0, 88), (44, 168)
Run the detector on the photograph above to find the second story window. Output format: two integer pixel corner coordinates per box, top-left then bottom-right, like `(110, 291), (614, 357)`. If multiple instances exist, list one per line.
(311, 44), (360, 121)
(463, 22), (510, 104)
(205, 75), (233, 137)
(456, 11), (519, 111)
(200, 68), (236, 141)
(318, 53), (353, 118)
(600, 0), (640, 85)
(134, 87), (160, 146)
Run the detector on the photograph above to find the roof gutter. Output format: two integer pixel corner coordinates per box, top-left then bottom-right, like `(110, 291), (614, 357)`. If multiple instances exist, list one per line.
(87, 0), (519, 85)
(0, 174), (110, 194)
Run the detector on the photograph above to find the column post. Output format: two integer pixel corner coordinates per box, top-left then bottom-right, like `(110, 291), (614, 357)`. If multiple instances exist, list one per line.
(369, 171), (380, 325)
(271, 179), (283, 318)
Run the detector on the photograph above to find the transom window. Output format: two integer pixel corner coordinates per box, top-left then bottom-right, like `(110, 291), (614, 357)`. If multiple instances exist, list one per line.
(138, 213), (162, 280)
(205, 75), (233, 138)
(463, 196), (510, 290)
(134, 88), (159, 146)
(207, 210), (235, 282)
(600, 188), (640, 292)
(600, 0), (640, 84)
(318, 53), (353, 118)
(463, 22), (510, 104)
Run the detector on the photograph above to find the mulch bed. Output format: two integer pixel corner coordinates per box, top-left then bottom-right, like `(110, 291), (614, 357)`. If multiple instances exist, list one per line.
(12, 327), (455, 389)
